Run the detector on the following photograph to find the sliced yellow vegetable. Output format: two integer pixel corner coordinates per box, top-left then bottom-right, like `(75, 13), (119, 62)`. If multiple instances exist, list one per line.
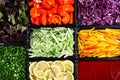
(78, 28), (120, 58)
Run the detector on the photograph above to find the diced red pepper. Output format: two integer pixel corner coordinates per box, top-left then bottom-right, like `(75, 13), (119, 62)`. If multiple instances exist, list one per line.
(28, 1), (34, 6)
(28, 0), (74, 26)
(56, 0), (74, 5)
(56, 0), (63, 4)
(51, 15), (61, 25)
(34, 3), (42, 9)
(47, 8), (57, 14)
(62, 12), (70, 24)
(47, 18), (52, 25)
(31, 17), (40, 25)
(58, 5), (66, 16)
(63, 0), (74, 5)
(40, 14), (47, 25)
(38, 9), (47, 15)
(63, 4), (74, 12)
(69, 13), (73, 24)
(30, 8), (40, 18)
(42, 0), (51, 9)
(44, 0), (55, 6)
(53, 3), (58, 8)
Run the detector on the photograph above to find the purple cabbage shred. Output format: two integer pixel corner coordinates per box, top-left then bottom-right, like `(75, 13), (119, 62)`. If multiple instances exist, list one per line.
(78, 0), (120, 25)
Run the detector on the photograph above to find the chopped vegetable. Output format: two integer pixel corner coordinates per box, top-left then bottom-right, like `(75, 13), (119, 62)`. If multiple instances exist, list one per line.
(0, 0), (29, 43)
(0, 46), (26, 80)
(28, 0), (74, 26)
(78, 28), (120, 58)
(29, 60), (74, 80)
(29, 28), (74, 58)
(78, 0), (120, 25)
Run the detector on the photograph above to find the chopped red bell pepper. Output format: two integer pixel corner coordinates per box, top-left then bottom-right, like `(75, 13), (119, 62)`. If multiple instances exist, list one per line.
(30, 7), (40, 18)
(28, 0), (74, 26)
(62, 12), (70, 24)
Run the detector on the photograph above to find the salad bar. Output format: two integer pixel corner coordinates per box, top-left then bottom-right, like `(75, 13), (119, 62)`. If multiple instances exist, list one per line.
(0, 0), (120, 80)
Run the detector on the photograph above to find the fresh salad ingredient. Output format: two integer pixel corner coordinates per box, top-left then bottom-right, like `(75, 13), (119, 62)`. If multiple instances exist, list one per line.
(29, 28), (74, 58)
(36, 61), (50, 71)
(0, 0), (29, 43)
(28, 0), (74, 26)
(29, 60), (74, 80)
(29, 62), (37, 75)
(78, 0), (120, 25)
(52, 61), (65, 72)
(78, 28), (120, 58)
(0, 46), (26, 80)
(64, 60), (74, 73)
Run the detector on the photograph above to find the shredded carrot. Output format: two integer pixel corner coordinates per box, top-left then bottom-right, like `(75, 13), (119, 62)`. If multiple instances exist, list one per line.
(78, 28), (120, 58)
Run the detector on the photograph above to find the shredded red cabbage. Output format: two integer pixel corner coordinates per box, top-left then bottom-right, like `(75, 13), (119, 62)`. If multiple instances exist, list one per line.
(78, 0), (120, 25)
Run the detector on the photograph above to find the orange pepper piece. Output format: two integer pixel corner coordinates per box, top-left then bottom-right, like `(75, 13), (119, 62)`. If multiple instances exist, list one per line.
(42, 0), (51, 9)
(63, 4), (74, 13)
(50, 15), (61, 25)
(84, 45), (98, 50)
(53, 3), (58, 8)
(63, 0), (74, 5)
(47, 18), (52, 25)
(38, 9), (47, 15)
(62, 12), (70, 24)
(31, 17), (40, 25)
(40, 14), (47, 25)
(28, 1), (34, 6)
(69, 13), (73, 24)
(56, 0), (74, 5)
(44, 0), (55, 6)
(47, 8), (57, 14)
(56, 0), (63, 4)
(30, 8), (40, 18)
(34, 3), (42, 9)
(58, 5), (66, 16)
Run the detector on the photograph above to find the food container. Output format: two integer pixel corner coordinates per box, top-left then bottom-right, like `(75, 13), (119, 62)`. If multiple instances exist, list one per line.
(26, 26), (77, 80)
(26, 0), (78, 27)
(77, 0), (120, 26)
(26, 59), (77, 80)
(78, 61), (120, 80)
(27, 27), (75, 59)
(75, 25), (120, 60)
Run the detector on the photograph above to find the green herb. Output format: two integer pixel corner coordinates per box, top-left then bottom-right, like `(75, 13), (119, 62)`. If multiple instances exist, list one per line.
(0, 46), (26, 80)
(8, 14), (16, 25)
(29, 28), (74, 58)
(17, 4), (29, 25)
(0, 12), (3, 19)
(0, 0), (29, 43)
